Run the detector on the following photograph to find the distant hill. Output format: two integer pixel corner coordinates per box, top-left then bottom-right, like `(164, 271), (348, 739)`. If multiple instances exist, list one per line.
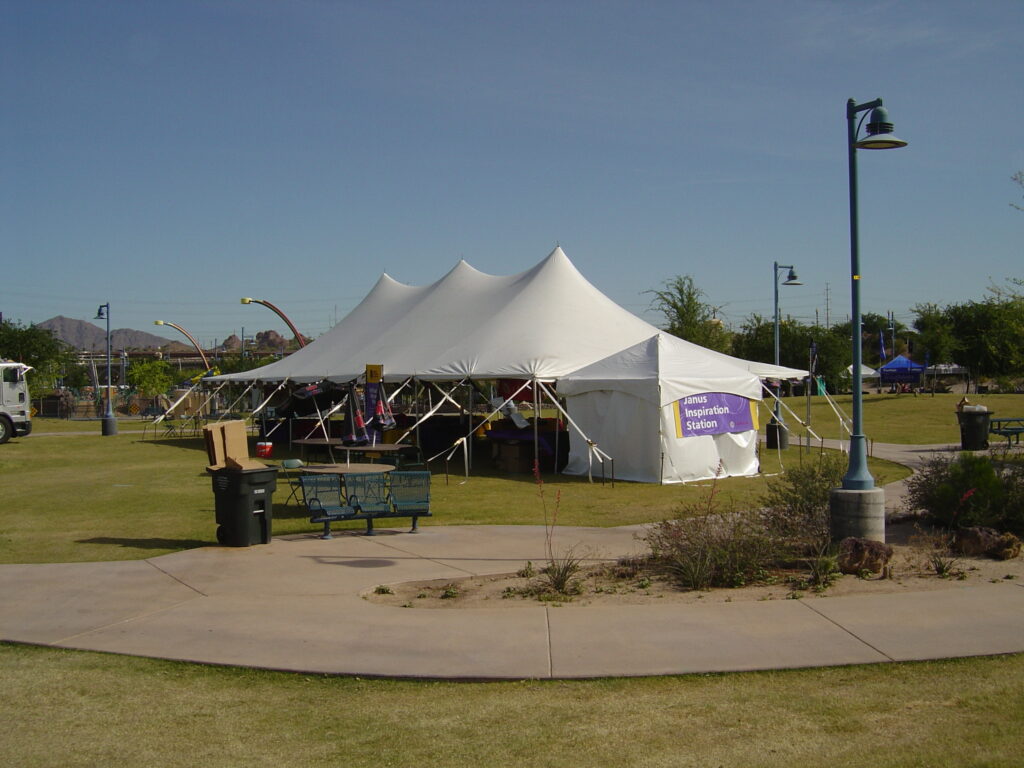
(37, 316), (175, 351)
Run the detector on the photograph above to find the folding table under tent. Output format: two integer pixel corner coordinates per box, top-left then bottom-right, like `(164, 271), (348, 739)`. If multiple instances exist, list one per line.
(209, 247), (765, 483)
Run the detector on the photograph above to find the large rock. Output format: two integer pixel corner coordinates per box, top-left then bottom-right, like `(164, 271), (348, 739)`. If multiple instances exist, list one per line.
(993, 533), (1022, 560)
(837, 537), (894, 575)
(954, 527), (1022, 559)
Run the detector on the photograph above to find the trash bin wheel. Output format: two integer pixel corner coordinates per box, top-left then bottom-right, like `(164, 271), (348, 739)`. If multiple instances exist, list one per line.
(216, 525), (227, 546)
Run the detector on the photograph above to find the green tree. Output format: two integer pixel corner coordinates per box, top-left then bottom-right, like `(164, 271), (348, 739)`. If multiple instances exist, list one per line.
(0, 320), (77, 393)
(647, 275), (732, 353)
(912, 302), (956, 364)
(946, 298), (1024, 386)
(731, 314), (849, 393)
(127, 359), (175, 397)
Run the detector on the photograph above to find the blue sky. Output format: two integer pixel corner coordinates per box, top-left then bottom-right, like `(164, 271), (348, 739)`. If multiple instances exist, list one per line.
(3, 1), (1022, 348)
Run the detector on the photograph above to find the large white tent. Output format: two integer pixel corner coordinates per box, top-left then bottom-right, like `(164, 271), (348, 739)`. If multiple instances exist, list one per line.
(559, 333), (762, 483)
(219, 247), (667, 382)
(216, 247), (773, 482)
(217, 247), (796, 384)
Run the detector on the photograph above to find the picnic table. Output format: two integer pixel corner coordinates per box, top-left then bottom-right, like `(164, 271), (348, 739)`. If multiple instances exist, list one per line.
(293, 438), (407, 461)
(989, 417), (1024, 446)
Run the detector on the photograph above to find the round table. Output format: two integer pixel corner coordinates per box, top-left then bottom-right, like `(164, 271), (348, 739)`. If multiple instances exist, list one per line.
(302, 463), (395, 475)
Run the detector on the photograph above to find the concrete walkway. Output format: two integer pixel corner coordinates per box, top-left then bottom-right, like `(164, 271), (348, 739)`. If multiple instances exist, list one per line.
(3, 441), (1023, 680)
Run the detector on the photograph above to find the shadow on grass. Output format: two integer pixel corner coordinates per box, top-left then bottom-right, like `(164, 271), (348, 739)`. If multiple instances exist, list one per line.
(135, 437), (209, 453)
(77, 536), (212, 550)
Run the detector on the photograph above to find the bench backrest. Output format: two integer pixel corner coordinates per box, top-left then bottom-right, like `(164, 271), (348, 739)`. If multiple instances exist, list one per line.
(345, 472), (391, 514)
(390, 471), (431, 513)
(300, 474), (344, 512)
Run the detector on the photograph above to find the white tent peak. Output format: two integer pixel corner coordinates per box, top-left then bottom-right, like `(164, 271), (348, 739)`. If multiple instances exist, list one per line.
(560, 333), (761, 406)
(213, 246), (788, 387)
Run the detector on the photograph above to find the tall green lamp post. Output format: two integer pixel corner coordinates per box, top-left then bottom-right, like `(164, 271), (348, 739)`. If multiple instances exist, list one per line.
(830, 97), (907, 542)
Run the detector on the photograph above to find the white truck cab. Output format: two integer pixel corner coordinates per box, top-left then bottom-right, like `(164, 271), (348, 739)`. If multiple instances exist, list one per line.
(0, 362), (33, 443)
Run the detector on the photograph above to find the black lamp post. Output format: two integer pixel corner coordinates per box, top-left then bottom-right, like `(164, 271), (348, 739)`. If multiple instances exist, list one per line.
(766, 263), (801, 449)
(830, 97), (907, 542)
(95, 303), (117, 436)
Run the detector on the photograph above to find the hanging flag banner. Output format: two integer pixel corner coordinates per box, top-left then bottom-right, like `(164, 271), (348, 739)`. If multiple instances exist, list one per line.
(673, 393), (757, 438)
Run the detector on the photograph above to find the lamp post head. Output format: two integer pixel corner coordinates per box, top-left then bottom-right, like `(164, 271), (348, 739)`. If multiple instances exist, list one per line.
(783, 267), (802, 286)
(240, 297), (253, 305)
(95, 305), (107, 320)
(855, 106), (908, 149)
(153, 320), (165, 326)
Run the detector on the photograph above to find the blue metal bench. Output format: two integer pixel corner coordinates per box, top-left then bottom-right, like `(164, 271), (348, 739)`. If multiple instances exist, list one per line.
(300, 474), (356, 539)
(300, 471), (432, 538)
(389, 471), (432, 532)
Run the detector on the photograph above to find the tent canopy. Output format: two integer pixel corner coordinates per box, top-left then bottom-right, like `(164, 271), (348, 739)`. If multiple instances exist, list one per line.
(214, 247), (785, 387)
(879, 355), (926, 384)
(560, 333), (761, 484)
(558, 333), (761, 404)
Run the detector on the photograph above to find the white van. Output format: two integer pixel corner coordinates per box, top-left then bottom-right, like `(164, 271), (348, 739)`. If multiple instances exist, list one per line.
(0, 362), (33, 443)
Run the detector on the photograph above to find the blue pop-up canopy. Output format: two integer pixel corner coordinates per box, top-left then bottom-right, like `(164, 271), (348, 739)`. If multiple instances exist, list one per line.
(879, 355), (926, 384)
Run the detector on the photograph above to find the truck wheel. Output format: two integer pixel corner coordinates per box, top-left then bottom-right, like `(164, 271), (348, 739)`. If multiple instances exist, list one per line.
(0, 416), (11, 445)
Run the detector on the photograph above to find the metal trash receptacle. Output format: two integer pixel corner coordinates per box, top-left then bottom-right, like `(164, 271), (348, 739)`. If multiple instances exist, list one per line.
(209, 467), (278, 546)
(957, 409), (991, 451)
(766, 419), (789, 450)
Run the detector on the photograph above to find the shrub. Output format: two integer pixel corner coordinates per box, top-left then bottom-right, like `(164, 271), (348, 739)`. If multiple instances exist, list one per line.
(904, 451), (1024, 535)
(910, 525), (962, 578)
(759, 451), (847, 560)
(645, 457), (856, 592)
(645, 506), (775, 590)
(538, 549), (583, 595)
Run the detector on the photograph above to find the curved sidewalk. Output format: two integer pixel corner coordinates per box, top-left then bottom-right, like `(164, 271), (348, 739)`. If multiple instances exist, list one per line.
(3, 518), (1023, 680)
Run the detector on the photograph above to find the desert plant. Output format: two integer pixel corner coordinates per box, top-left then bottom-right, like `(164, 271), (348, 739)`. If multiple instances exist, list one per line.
(645, 501), (775, 590)
(910, 525), (962, 578)
(804, 546), (840, 591)
(904, 450), (1024, 534)
(373, 584), (393, 595)
(539, 549), (584, 594)
(516, 561), (536, 578)
(760, 451), (847, 558)
(533, 461), (583, 596)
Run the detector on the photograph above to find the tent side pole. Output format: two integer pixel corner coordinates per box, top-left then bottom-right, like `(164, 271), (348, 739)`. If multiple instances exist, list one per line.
(535, 380), (613, 481)
(533, 378), (540, 475)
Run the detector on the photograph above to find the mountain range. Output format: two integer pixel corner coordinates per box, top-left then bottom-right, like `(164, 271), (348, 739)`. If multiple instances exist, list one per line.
(37, 316), (290, 353)
(38, 316), (181, 352)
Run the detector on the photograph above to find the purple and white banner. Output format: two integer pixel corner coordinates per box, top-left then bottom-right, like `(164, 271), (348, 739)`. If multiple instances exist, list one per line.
(673, 392), (757, 438)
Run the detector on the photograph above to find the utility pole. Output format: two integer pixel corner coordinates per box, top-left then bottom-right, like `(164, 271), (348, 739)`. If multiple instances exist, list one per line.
(887, 311), (896, 358)
(824, 283), (831, 327)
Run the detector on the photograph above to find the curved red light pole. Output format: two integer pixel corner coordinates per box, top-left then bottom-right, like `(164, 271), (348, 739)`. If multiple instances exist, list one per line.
(240, 297), (306, 347)
(154, 320), (211, 370)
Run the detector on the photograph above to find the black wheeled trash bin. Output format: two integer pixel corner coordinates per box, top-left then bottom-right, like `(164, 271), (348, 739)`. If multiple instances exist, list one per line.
(209, 466), (278, 546)
(957, 409), (992, 451)
(766, 418), (789, 450)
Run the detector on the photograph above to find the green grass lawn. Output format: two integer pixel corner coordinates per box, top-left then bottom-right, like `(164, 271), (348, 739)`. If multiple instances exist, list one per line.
(3, 642), (1022, 767)
(775, 391), (1024, 444)
(1, 422), (906, 564)
(3, 413), (1019, 766)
